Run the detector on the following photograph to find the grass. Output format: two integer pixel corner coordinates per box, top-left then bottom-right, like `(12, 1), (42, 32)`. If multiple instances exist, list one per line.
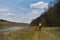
(0, 26), (11, 29)
(0, 26), (21, 29)
(0, 26), (13, 29)
(45, 27), (60, 40)
(0, 27), (60, 40)
(0, 27), (35, 40)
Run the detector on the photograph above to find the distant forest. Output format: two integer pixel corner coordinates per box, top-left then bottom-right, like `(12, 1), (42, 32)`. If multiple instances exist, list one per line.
(30, 0), (60, 27)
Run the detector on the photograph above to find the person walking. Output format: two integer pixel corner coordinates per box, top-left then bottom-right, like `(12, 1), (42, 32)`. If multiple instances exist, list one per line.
(39, 23), (42, 31)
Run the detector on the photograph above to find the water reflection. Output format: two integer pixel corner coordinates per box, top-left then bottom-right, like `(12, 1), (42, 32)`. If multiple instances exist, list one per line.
(0, 27), (25, 32)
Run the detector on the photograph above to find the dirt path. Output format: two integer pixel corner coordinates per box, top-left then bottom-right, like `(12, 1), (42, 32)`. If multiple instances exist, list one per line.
(32, 27), (56, 40)
(32, 31), (40, 40)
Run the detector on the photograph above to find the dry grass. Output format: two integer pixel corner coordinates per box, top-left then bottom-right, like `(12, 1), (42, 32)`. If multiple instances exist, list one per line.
(0, 27), (60, 40)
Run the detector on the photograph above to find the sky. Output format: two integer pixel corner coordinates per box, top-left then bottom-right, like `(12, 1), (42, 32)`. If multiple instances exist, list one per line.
(0, 0), (54, 23)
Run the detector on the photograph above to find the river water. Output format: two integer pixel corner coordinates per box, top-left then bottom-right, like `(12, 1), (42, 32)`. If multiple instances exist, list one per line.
(0, 27), (25, 32)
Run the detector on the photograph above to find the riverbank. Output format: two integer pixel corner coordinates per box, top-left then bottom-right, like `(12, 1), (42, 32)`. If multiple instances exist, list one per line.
(0, 27), (35, 40)
(0, 26), (20, 29)
(0, 27), (60, 40)
(0, 26), (28, 29)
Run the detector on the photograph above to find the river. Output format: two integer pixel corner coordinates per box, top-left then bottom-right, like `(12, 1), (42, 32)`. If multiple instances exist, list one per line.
(0, 27), (26, 32)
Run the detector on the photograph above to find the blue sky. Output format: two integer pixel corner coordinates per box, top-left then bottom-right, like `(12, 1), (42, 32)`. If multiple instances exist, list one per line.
(0, 0), (54, 23)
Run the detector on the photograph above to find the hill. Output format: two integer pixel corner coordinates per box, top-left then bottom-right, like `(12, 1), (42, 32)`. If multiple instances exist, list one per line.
(30, 0), (60, 27)
(0, 19), (28, 26)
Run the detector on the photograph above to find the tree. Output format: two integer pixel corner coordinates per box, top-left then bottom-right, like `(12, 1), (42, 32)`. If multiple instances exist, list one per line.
(30, 0), (60, 27)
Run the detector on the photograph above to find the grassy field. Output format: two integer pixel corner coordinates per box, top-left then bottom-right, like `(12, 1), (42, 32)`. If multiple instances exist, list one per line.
(0, 26), (12, 29)
(0, 25), (28, 29)
(0, 27), (35, 40)
(0, 27), (60, 40)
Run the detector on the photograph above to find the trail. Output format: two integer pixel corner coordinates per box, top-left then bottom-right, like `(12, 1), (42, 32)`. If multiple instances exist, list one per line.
(32, 27), (56, 40)
(32, 31), (39, 40)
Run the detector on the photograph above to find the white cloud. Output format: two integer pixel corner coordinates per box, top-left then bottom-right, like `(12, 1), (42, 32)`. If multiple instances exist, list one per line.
(28, 1), (49, 23)
(0, 7), (17, 17)
(31, 10), (39, 14)
(5, 13), (17, 17)
(0, 7), (9, 12)
(30, 1), (48, 10)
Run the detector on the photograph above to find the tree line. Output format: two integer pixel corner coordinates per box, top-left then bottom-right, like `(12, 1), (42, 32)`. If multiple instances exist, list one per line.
(30, 0), (60, 27)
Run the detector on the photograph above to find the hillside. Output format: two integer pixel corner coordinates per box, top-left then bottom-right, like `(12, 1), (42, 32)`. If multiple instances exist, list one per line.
(0, 19), (28, 26)
(30, 0), (60, 26)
